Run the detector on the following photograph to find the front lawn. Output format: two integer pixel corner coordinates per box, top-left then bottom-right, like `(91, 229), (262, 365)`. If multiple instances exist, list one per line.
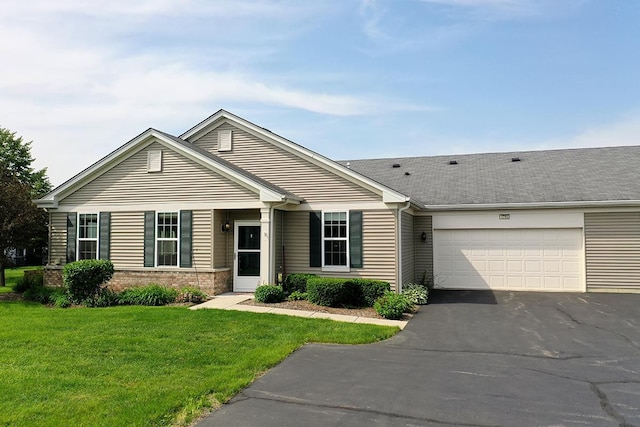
(0, 303), (397, 426)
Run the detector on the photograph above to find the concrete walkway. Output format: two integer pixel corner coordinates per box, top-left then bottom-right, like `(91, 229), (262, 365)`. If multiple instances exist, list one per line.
(190, 293), (408, 329)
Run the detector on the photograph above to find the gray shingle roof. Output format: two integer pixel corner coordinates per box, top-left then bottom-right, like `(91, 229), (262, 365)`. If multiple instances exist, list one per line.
(344, 146), (640, 206)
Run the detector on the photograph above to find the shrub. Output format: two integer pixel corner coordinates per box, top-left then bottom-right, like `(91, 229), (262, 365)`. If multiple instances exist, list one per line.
(351, 279), (391, 307)
(254, 285), (285, 303)
(119, 284), (178, 306)
(287, 290), (308, 301)
(374, 292), (413, 320)
(84, 288), (120, 308)
(306, 278), (360, 307)
(23, 285), (54, 304)
(14, 270), (44, 293)
(283, 273), (317, 295)
(63, 260), (114, 303)
(175, 286), (207, 303)
(402, 283), (429, 305)
(50, 289), (72, 308)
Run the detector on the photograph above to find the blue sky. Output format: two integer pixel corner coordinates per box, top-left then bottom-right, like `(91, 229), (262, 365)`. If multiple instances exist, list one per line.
(1, 0), (639, 186)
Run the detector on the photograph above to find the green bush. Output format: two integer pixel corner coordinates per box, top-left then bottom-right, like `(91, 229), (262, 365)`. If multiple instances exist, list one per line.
(402, 283), (429, 305)
(351, 279), (391, 307)
(287, 290), (308, 301)
(23, 285), (54, 304)
(254, 285), (285, 303)
(14, 271), (44, 293)
(63, 260), (114, 303)
(50, 289), (72, 308)
(119, 284), (178, 306)
(175, 286), (207, 303)
(84, 288), (120, 308)
(306, 278), (361, 307)
(374, 292), (413, 320)
(283, 273), (317, 295)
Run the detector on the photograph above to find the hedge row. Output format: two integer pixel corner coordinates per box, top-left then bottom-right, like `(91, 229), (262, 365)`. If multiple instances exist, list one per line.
(305, 277), (390, 307)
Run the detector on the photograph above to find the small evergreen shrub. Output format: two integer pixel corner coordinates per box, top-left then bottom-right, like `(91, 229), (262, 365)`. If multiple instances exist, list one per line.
(119, 284), (178, 306)
(306, 278), (360, 307)
(374, 292), (413, 320)
(287, 290), (308, 301)
(402, 283), (429, 305)
(23, 285), (54, 304)
(254, 285), (285, 303)
(14, 270), (44, 293)
(283, 273), (317, 295)
(63, 260), (114, 303)
(352, 279), (391, 307)
(175, 286), (207, 303)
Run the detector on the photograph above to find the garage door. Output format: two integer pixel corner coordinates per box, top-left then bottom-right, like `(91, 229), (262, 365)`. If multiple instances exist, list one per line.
(434, 229), (583, 291)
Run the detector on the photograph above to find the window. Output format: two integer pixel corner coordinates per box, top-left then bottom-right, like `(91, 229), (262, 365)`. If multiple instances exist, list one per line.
(77, 214), (98, 260)
(323, 211), (349, 269)
(157, 212), (179, 266)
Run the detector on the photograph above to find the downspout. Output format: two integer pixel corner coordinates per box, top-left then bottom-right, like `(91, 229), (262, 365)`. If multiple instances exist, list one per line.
(397, 201), (411, 293)
(269, 199), (290, 284)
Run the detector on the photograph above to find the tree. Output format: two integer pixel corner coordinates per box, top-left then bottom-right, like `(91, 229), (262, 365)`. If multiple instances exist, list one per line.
(0, 127), (51, 197)
(0, 164), (45, 286)
(0, 127), (52, 285)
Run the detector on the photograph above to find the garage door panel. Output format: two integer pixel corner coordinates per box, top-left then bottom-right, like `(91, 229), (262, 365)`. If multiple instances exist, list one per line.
(435, 229), (583, 292)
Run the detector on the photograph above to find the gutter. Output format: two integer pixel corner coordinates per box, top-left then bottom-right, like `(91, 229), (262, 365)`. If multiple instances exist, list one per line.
(419, 200), (640, 212)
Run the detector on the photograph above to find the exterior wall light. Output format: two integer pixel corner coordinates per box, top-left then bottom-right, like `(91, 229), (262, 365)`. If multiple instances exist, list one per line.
(221, 221), (231, 232)
(421, 231), (427, 242)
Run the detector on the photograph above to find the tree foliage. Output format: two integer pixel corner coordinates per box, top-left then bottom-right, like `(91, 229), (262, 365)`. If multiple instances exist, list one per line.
(0, 127), (51, 285)
(0, 127), (51, 197)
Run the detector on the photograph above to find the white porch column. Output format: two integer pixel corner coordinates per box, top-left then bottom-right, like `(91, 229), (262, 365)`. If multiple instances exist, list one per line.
(260, 207), (271, 285)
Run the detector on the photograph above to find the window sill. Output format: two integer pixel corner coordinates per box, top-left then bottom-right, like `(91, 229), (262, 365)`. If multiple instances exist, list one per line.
(321, 266), (350, 273)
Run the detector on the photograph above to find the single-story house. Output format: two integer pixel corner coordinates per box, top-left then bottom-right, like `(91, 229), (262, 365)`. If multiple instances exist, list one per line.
(36, 110), (640, 294)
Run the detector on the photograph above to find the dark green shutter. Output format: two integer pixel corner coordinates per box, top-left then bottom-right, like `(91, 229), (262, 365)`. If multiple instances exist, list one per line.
(99, 212), (111, 260)
(180, 210), (192, 268)
(309, 211), (322, 267)
(349, 211), (363, 268)
(66, 212), (77, 263)
(144, 211), (155, 267)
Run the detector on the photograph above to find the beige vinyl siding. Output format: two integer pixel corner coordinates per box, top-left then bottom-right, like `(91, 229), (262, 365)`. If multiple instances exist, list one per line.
(283, 210), (397, 289)
(414, 216), (433, 286)
(192, 123), (380, 203)
(192, 210), (212, 269)
(110, 212), (144, 268)
(274, 210), (284, 280)
(61, 142), (258, 206)
(585, 212), (640, 292)
(213, 209), (229, 268)
(401, 212), (415, 285)
(49, 212), (68, 265)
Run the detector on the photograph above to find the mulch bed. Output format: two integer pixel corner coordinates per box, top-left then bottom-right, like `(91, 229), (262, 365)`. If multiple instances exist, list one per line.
(240, 298), (415, 321)
(0, 292), (23, 302)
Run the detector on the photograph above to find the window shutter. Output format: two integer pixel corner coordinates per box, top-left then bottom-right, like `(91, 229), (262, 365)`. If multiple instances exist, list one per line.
(99, 212), (111, 260)
(180, 210), (193, 268)
(144, 211), (155, 267)
(309, 211), (322, 267)
(66, 212), (77, 263)
(349, 211), (363, 268)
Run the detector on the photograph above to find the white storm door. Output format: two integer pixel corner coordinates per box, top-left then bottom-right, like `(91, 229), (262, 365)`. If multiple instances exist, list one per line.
(234, 221), (261, 292)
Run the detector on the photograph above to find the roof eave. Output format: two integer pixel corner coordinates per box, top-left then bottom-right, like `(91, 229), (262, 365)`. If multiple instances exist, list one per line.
(421, 200), (640, 211)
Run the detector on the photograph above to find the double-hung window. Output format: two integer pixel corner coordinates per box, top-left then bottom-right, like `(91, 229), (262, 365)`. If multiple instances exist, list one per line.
(322, 211), (349, 270)
(156, 212), (179, 266)
(77, 214), (98, 260)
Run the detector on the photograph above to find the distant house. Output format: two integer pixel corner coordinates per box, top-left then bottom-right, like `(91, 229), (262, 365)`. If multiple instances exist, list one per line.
(35, 110), (640, 294)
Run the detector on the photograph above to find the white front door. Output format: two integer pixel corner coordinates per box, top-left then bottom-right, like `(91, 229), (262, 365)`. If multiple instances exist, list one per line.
(234, 221), (261, 292)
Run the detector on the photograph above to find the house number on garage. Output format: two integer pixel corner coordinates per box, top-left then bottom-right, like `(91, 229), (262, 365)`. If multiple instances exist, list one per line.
(499, 214), (510, 220)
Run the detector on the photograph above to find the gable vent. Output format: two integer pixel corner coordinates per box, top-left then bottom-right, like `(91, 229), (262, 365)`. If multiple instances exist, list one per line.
(449, 160), (458, 165)
(218, 129), (232, 152)
(511, 157), (521, 162)
(147, 150), (162, 172)
(392, 163), (401, 168)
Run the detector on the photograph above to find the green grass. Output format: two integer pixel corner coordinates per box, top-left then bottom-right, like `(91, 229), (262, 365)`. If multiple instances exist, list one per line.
(0, 266), (41, 293)
(0, 303), (398, 426)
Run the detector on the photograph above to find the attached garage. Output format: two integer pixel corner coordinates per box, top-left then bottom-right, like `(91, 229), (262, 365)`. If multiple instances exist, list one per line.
(432, 211), (585, 292)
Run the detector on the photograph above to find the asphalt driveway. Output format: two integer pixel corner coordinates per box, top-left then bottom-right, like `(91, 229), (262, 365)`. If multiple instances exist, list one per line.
(198, 291), (640, 426)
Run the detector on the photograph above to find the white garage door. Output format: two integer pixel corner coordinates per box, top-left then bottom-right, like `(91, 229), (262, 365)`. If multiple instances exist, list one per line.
(434, 229), (583, 291)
